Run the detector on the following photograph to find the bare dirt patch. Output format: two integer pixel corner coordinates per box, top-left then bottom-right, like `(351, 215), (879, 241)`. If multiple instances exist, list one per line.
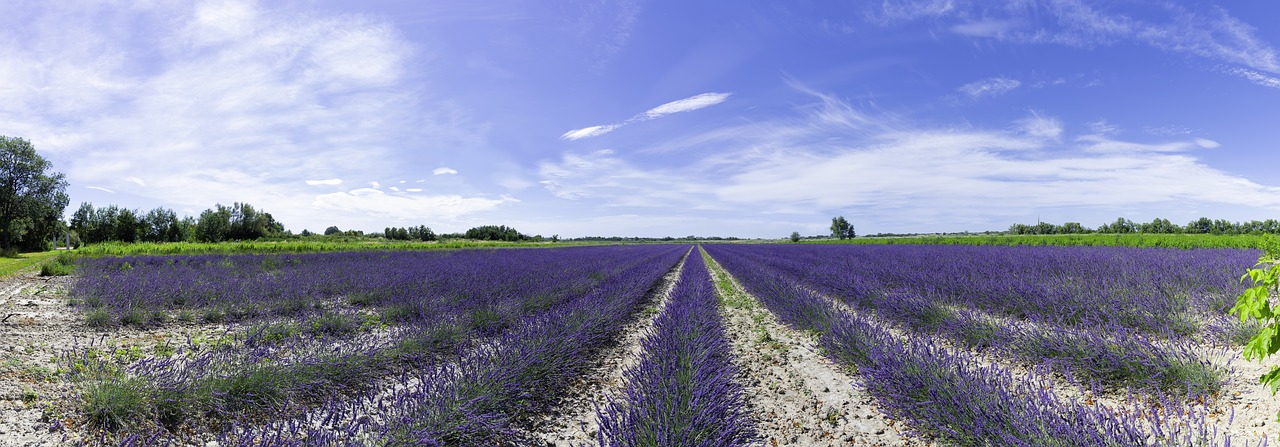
(0, 269), (226, 447)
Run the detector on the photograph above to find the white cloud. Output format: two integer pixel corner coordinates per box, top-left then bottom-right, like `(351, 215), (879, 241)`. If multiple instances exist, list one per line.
(432, 167), (459, 175)
(0, 2), (498, 231)
(870, 1), (1280, 83)
(958, 77), (1021, 99)
(539, 88), (1280, 230)
(642, 92), (732, 119)
(1228, 67), (1280, 89)
(1194, 138), (1221, 149)
(406, 188), (423, 192)
(1015, 111), (1062, 141)
(1144, 125), (1193, 136)
(369, 181), (382, 189)
(560, 92), (731, 140)
(86, 186), (115, 193)
(538, 149), (711, 208)
(950, 19), (1014, 38)
(1086, 120), (1120, 135)
(313, 188), (515, 221)
(561, 125), (620, 140)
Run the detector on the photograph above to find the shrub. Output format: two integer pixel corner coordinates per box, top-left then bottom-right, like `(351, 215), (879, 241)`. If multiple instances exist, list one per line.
(84, 380), (148, 431)
(85, 308), (114, 327)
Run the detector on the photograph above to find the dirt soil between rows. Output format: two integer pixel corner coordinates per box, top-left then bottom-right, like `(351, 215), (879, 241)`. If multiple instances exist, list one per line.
(705, 256), (934, 447)
(0, 269), (226, 447)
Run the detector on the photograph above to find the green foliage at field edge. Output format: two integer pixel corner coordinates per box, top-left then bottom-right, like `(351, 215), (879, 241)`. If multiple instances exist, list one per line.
(72, 239), (615, 257)
(808, 233), (1266, 249)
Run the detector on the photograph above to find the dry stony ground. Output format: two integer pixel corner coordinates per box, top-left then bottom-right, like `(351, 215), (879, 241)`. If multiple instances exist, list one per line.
(0, 269), (226, 447)
(4, 257), (1279, 447)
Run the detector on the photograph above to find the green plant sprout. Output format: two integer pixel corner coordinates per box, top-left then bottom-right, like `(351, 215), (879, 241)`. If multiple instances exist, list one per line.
(1230, 235), (1280, 421)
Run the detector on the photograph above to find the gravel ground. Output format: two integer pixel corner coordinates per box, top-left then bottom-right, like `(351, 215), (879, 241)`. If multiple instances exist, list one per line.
(705, 256), (932, 447)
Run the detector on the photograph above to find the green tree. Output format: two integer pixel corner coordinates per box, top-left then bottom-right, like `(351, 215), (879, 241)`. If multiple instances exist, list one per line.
(324, 225), (342, 236)
(0, 137), (69, 253)
(195, 205), (233, 242)
(790, 231), (801, 243)
(465, 225), (526, 241)
(830, 216), (855, 240)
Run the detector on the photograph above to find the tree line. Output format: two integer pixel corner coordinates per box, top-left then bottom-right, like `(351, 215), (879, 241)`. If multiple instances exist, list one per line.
(1008, 217), (1280, 235)
(71, 202), (285, 245)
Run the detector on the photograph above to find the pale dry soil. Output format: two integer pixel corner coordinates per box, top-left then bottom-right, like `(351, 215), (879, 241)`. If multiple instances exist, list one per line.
(0, 269), (225, 447)
(704, 255), (931, 447)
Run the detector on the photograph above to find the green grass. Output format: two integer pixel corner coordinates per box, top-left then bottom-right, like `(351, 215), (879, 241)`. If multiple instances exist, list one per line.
(808, 233), (1267, 249)
(0, 250), (59, 278)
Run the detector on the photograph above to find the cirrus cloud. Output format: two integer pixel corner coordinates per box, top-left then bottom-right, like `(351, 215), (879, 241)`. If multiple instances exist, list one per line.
(561, 92), (731, 140)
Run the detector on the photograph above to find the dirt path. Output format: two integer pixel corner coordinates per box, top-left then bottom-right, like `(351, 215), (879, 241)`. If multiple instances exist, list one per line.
(530, 247), (691, 446)
(702, 252), (929, 447)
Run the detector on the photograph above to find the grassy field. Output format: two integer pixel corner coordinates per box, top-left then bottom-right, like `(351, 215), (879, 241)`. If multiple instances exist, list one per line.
(817, 233), (1270, 250)
(0, 250), (60, 278)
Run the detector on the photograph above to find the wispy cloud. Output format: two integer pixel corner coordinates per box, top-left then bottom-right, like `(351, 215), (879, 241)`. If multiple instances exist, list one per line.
(1087, 120), (1120, 135)
(643, 93), (733, 118)
(313, 188), (516, 221)
(950, 19), (1015, 38)
(432, 167), (459, 175)
(561, 92), (732, 140)
(1015, 111), (1063, 141)
(540, 86), (1280, 231)
(1228, 67), (1280, 89)
(958, 77), (1021, 99)
(86, 186), (115, 193)
(306, 179), (343, 186)
(868, 1), (1280, 83)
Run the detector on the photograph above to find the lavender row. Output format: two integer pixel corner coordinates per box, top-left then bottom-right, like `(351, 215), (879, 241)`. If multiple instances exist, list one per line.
(703, 245), (1237, 446)
(70, 246), (647, 326)
(702, 244), (1234, 392)
(210, 245), (691, 445)
(66, 245), (689, 442)
(704, 244), (1254, 334)
(874, 290), (1223, 393)
(595, 249), (757, 447)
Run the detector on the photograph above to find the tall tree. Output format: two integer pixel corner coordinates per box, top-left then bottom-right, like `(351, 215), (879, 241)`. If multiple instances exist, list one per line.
(830, 216), (855, 240)
(195, 205), (233, 242)
(0, 136), (69, 252)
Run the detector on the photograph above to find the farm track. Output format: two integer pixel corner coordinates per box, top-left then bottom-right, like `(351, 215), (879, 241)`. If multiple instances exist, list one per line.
(702, 252), (927, 447)
(532, 247), (692, 446)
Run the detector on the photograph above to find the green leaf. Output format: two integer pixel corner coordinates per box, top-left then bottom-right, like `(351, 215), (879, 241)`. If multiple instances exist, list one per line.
(1262, 367), (1280, 395)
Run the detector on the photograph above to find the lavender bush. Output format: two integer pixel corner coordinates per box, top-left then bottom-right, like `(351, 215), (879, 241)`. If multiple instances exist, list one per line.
(595, 249), (757, 447)
(704, 244), (1245, 446)
(63, 245), (689, 443)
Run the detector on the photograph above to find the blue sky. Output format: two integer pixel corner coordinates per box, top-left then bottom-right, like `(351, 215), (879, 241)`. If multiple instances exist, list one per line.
(2, 1), (1278, 238)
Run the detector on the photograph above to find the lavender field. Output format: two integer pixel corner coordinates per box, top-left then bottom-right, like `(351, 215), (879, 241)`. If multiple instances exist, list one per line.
(16, 243), (1274, 446)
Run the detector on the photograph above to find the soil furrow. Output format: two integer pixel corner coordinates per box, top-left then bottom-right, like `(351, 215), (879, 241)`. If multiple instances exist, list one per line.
(702, 251), (927, 447)
(531, 247), (692, 446)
